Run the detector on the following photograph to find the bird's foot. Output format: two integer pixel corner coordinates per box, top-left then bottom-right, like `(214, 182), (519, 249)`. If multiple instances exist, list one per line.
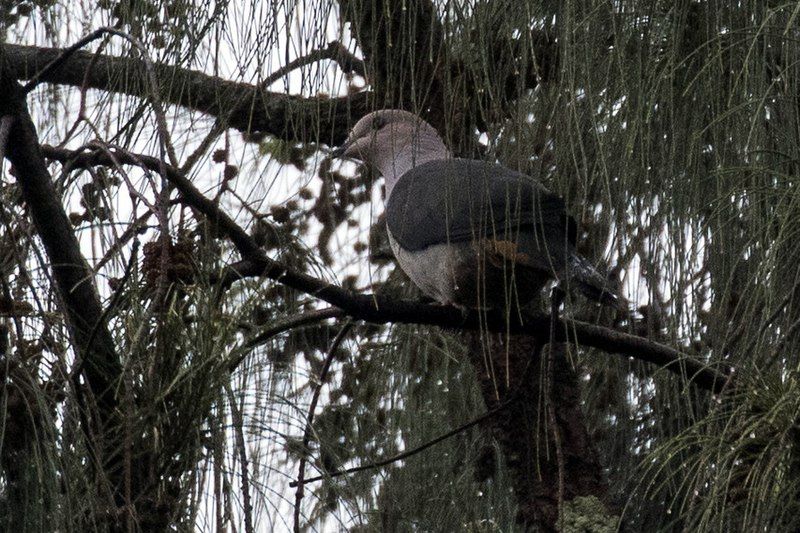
(550, 285), (566, 317)
(420, 296), (473, 324)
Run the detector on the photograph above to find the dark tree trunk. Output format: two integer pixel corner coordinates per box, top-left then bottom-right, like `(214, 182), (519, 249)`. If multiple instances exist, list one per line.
(468, 333), (608, 530)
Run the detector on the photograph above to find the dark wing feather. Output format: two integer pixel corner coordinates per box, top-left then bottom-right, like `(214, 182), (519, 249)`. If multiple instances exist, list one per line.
(386, 159), (576, 256)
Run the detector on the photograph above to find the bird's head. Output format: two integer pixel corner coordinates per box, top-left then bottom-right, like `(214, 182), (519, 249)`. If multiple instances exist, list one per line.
(333, 110), (450, 191)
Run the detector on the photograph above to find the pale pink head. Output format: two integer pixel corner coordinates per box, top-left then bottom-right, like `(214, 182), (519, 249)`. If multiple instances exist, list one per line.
(335, 110), (451, 195)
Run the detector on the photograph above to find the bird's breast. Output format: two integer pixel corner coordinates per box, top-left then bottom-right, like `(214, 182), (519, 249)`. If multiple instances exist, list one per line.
(386, 230), (551, 309)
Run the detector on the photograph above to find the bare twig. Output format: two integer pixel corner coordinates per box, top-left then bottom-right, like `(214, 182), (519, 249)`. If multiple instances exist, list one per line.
(261, 41), (365, 89)
(294, 320), (354, 533)
(98, 28), (179, 166)
(92, 209), (159, 273)
(290, 394), (517, 488)
(225, 384), (254, 533)
(180, 118), (227, 175)
(245, 307), (345, 348)
(22, 28), (108, 92)
(211, 258), (272, 292)
(57, 38), (111, 148)
(227, 307), (346, 372)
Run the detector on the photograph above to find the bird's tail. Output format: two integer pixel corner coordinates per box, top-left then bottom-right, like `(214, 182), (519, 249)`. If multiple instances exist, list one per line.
(567, 252), (627, 310)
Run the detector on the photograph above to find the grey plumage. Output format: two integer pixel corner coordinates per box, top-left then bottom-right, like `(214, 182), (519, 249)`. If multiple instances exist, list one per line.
(386, 159), (575, 253)
(336, 109), (622, 309)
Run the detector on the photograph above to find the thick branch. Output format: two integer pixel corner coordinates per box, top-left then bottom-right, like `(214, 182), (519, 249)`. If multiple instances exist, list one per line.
(0, 64), (120, 407)
(44, 144), (731, 394)
(0, 51), (122, 476)
(3, 43), (369, 144)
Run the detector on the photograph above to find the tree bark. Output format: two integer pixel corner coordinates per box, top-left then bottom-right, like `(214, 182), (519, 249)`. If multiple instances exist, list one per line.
(0, 50), (125, 515)
(1, 43), (369, 144)
(469, 334), (609, 529)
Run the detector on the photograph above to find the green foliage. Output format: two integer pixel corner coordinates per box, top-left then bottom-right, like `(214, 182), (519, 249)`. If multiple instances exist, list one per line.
(641, 372), (800, 531)
(4, 0), (800, 530)
(562, 496), (620, 533)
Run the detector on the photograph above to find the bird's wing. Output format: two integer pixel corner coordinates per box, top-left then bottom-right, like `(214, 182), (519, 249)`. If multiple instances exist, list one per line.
(386, 159), (576, 271)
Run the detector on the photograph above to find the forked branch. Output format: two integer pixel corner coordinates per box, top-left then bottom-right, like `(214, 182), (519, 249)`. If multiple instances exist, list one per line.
(44, 143), (732, 394)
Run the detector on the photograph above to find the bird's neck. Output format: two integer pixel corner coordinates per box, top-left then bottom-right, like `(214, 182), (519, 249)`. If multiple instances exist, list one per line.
(377, 136), (451, 197)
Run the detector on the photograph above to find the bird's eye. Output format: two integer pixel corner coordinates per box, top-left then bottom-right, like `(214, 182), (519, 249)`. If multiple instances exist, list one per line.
(372, 116), (386, 130)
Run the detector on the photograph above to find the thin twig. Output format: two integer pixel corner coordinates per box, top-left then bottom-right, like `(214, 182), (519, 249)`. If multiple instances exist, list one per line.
(180, 118), (227, 175)
(294, 320), (354, 533)
(228, 307), (345, 372)
(245, 307), (345, 349)
(98, 27), (179, 167)
(87, 141), (160, 212)
(22, 29), (108, 92)
(211, 258), (272, 292)
(290, 394), (517, 488)
(93, 209), (162, 274)
(261, 41), (365, 89)
(225, 383), (254, 533)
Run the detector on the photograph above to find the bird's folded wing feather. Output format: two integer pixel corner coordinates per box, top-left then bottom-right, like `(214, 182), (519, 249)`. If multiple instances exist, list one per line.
(386, 159), (577, 270)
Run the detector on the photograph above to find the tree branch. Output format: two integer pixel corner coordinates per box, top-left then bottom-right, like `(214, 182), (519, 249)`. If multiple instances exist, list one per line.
(3, 43), (369, 144)
(290, 392), (515, 488)
(42, 143), (732, 393)
(0, 59), (121, 411)
(227, 307), (346, 372)
(22, 28), (108, 93)
(0, 49), (124, 494)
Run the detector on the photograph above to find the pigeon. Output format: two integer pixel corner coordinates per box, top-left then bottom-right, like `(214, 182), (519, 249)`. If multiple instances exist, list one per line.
(334, 109), (622, 310)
